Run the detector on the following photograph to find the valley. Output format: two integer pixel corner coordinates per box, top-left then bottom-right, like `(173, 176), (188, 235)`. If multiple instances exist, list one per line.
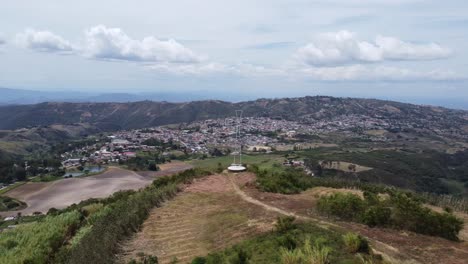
(0, 96), (467, 264)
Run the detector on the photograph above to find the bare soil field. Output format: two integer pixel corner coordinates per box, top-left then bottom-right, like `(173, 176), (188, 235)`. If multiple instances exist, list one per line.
(1, 161), (192, 217)
(119, 174), (279, 264)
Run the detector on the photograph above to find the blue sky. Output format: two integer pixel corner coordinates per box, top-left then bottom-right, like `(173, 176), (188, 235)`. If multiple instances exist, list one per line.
(0, 0), (467, 106)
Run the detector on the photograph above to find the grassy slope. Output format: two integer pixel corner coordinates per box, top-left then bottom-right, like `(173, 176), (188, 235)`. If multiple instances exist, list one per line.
(189, 153), (283, 171)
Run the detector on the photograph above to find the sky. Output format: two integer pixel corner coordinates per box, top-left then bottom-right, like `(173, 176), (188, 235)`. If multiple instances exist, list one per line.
(0, 0), (467, 106)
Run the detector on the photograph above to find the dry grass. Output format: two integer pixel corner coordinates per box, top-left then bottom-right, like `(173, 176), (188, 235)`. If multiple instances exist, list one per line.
(119, 175), (279, 264)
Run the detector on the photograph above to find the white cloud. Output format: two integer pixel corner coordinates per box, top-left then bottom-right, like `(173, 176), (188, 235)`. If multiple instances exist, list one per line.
(148, 62), (286, 77)
(11, 26), (462, 82)
(0, 34), (5, 45)
(16, 29), (74, 53)
(298, 65), (460, 81)
(295, 30), (451, 66)
(83, 25), (201, 63)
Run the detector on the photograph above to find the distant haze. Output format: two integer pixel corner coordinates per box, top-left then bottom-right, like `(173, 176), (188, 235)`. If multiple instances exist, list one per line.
(0, 87), (467, 110)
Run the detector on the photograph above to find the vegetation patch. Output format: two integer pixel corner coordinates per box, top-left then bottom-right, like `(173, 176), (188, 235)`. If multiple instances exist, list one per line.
(0, 211), (81, 264)
(317, 191), (464, 241)
(0, 196), (26, 211)
(192, 218), (383, 264)
(0, 168), (210, 264)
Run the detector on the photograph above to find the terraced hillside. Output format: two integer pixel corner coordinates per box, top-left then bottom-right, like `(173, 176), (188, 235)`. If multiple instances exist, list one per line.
(120, 172), (468, 264)
(120, 174), (279, 263)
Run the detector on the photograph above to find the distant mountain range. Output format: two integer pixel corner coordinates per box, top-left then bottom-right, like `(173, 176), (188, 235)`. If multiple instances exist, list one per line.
(0, 87), (251, 105)
(0, 96), (466, 133)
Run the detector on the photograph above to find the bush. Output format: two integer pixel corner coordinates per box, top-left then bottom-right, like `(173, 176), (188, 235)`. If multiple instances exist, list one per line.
(317, 193), (365, 221)
(256, 168), (314, 194)
(342, 233), (369, 254)
(274, 216), (297, 233)
(362, 206), (391, 227)
(280, 238), (332, 264)
(0, 211), (81, 264)
(191, 257), (207, 264)
(317, 191), (464, 241)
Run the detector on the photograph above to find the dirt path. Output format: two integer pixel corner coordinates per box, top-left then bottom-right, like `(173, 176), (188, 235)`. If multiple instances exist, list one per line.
(119, 174), (279, 264)
(228, 173), (468, 264)
(1, 161), (192, 217)
(119, 172), (468, 264)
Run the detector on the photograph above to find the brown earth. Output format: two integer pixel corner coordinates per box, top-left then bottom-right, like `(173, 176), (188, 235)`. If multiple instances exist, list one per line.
(1, 161), (192, 217)
(120, 171), (468, 264)
(119, 174), (279, 264)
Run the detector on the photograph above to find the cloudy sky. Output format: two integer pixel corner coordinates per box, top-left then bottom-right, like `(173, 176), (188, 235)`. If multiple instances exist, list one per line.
(1, 0), (467, 105)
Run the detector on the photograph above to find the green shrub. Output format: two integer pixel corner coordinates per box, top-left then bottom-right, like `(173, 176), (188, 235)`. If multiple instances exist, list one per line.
(318, 191), (464, 241)
(342, 233), (369, 254)
(280, 238), (332, 264)
(317, 193), (365, 221)
(255, 167), (313, 194)
(191, 256), (207, 264)
(362, 206), (391, 227)
(0, 211), (81, 264)
(274, 216), (297, 233)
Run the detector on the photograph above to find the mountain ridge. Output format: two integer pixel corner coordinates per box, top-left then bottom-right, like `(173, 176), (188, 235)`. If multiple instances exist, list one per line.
(0, 96), (466, 132)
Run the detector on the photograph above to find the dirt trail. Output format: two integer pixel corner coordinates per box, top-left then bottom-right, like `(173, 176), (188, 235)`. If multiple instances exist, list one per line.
(227, 174), (468, 264)
(119, 174), (279, 264)
(120, 172), (468, 264)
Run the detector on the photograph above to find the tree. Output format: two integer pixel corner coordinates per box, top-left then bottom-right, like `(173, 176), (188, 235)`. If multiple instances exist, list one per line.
(14, 166), (27, 181)
(148, 162), (159, 171)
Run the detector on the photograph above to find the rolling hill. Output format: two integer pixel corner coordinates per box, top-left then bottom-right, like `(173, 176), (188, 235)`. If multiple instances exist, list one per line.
(0, 96), (466, 132)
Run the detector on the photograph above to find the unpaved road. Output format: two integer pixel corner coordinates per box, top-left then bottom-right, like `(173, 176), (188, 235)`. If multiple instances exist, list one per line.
(1, 161), (192, 217)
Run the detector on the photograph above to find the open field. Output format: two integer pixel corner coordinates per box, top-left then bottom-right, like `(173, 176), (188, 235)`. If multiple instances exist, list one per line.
(0, 181), (26, 195)
(189, 153), (284, 170)
(0, 161), (192, 217)
(320, 160), (373, 172)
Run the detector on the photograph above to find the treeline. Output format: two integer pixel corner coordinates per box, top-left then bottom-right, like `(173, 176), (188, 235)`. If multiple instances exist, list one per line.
(0, 168), (211, 264)
(0, 158), (64, 184)
(301, 149), (468, 195)
(317, 191), (463, 241)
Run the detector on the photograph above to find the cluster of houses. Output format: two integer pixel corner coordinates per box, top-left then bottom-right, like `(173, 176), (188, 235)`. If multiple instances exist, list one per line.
(61, 138), (150, 168)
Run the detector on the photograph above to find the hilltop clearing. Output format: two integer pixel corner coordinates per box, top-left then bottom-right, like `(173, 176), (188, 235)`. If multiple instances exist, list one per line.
(120, 173), (279, 263)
